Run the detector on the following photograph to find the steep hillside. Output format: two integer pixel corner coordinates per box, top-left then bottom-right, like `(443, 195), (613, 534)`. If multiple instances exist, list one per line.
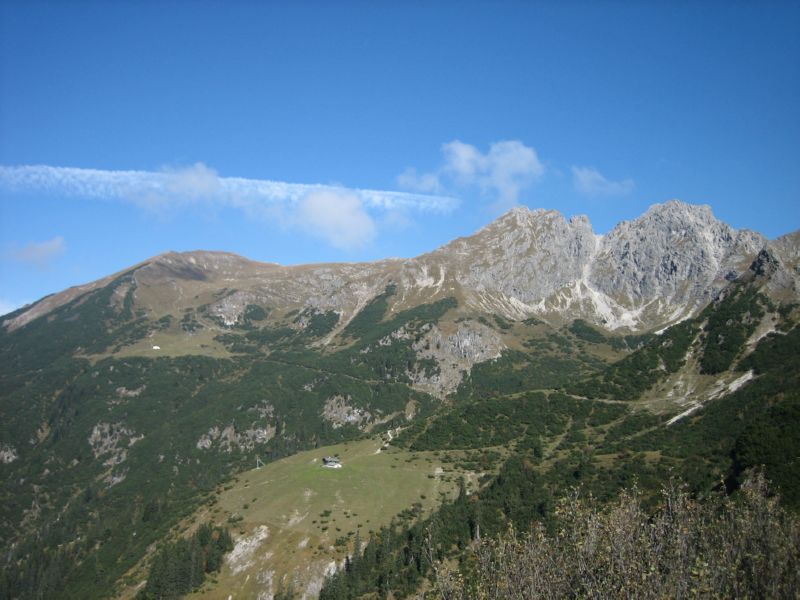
(318, 262), (800, 600)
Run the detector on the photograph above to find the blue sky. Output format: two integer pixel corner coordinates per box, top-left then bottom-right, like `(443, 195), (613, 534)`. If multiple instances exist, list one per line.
(1, 2), (799, 315)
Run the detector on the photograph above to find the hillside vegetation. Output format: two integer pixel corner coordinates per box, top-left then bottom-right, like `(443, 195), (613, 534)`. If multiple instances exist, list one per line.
(318, 283), (800, 599)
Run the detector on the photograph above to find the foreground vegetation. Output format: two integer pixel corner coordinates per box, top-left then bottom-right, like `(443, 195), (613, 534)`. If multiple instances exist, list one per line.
(433, 472), (799, 600)
(319, 472), (800, 600)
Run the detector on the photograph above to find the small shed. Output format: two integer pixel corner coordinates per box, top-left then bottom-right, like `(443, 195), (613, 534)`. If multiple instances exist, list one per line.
(322, 456), (342, 469)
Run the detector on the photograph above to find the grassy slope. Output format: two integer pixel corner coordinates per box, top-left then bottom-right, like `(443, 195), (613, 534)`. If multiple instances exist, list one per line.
(182, 437), (473, 599)
(100, 327), (233, 360)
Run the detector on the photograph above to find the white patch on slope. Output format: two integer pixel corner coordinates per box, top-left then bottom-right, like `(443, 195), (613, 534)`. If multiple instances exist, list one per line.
(726, 370), (754, 393)
(667, 404), (702, 426)
(563, 233), (650, 330)
(434, 265), (446, 293)
(0, 444), (18, 464)
(654, 310), (693, 335)
(287, 510), (307, 526)
(304, 561), (339, 600)
(415, 264), (435, 288)
(256, 568), (275, 600)
(669, 370), (755, 426)
(228, 525), (270, 575)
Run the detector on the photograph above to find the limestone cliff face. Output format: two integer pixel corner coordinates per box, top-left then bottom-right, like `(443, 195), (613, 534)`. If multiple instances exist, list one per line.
(764, 231), (800, 301)
(430, 207), (598, 304)
(588, 201), (765, 320)
(416, 200), (782, 330)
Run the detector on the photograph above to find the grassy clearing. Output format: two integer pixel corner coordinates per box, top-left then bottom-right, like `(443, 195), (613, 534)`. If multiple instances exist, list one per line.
(190, 436), (467, 599)
(94, 327), (234, 360)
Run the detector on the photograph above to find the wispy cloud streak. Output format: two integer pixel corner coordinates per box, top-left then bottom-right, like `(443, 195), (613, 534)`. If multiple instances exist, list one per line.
(7, 236), (66, 269)
(571, 166), (635, 196)
(0, 164), (459, 214)
(1, 164), (459, 251)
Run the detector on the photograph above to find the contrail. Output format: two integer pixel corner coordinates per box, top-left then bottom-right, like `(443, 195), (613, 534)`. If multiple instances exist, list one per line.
(0, 163), (460, 213)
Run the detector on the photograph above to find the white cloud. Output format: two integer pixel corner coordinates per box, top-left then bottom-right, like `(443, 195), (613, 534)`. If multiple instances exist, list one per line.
(164, 162), (222, 199)
(9, 236), (66, 269)
(128, 163), (225, 213)
(379, 209), (414, 231)
(296, 190), (376, 251)
(398, 140), (545, 210)
(572, 166), (635, 196)
(0, 164), (458, 214)
(396, 167), (442, 194)
(441, 141), (485, 182)
(0, 164), (459, 252)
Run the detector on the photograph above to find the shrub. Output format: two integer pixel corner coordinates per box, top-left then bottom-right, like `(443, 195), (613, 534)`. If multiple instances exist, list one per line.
(432, 471), (800, 599)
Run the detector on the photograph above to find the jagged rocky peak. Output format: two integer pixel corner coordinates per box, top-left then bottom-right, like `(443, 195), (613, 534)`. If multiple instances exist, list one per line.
(749, 248), (780, 278)
(769, 230), (800, 270)
(475, 205), (592, 238)
(423, 200), (789, 331)
(433, 205), (598, 305)
(761, 231), (800, 300)
(589, 200), (766, 305)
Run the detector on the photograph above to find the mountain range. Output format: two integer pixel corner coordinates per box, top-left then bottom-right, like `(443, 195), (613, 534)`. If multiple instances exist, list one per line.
(8, 200), (798, 336)
(1, 200), (798, 599)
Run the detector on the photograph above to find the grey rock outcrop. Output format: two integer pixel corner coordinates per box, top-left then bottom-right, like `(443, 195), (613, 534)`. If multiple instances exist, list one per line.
(587, 201), (765, 327)
(432, 207), (598, 304)
(423, 200), (780, 330)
